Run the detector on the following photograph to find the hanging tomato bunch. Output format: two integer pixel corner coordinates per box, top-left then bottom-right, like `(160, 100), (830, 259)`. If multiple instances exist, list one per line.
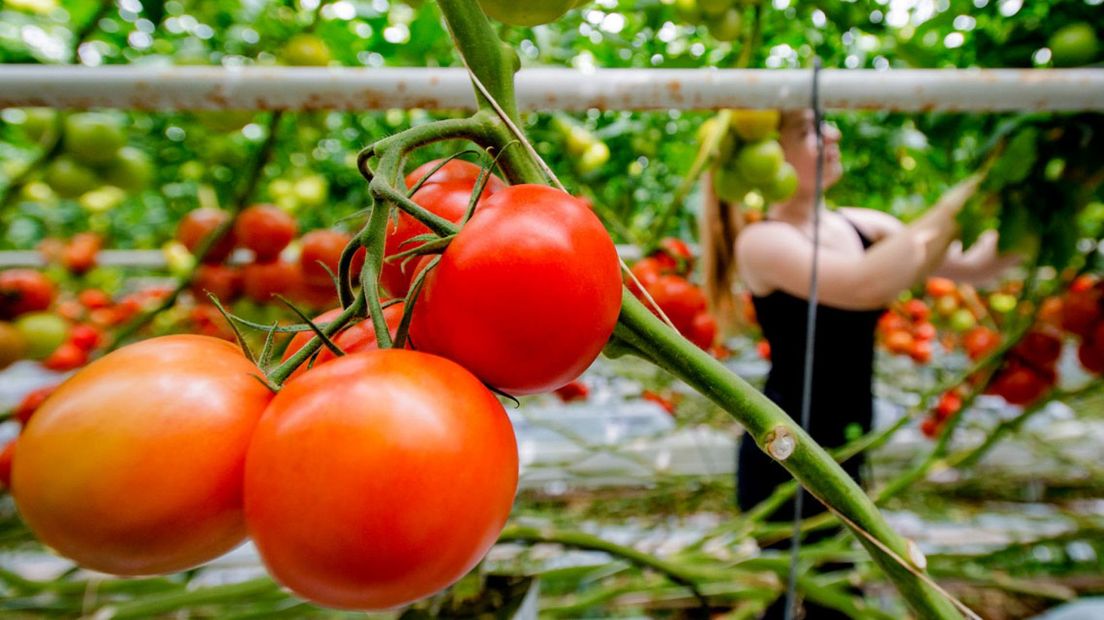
(627, 238), (720, 353)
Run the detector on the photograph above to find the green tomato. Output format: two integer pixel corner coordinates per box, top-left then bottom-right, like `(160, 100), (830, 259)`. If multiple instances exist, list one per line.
(988, 293), (1018, 314)
(64, 112), (127, 165)
(179, 160), (205, 181)
(566, 125), (597, 156)
(78, 186), (127, 213)
(21, 108), (58, 144)
(728, 109), (780, 142)
(577, 141), (610, 175)
(762, 162), (798, 203)
(706, 7), (742, 41)
(196, 110), (256, 133)
(713, 165), (751, 203)
(1049, 22), (1100, 67)
(103, 146), (153, 193)
(698, 0), (731, 17)
(674, 0), (701, 23)
(15, 312), (69, 360)
(45, 156), (101, 198)
(281, 34), (332, 66)
(477, 0), (575, 26)
(949, 308), (976, 332)
(735, 140), (784, 184)
(162, 241), (196, 279)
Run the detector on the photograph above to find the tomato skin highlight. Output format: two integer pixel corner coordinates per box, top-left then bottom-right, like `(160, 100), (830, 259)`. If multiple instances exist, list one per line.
(244, 349), (518, 610)
(410, 185), (622, 394)
(12, 335), (273, 575)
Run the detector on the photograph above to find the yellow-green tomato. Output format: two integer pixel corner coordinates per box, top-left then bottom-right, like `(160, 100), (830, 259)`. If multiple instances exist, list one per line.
(478, 0), (575, 26)
(736, 140), (785, 183)
(63, 113), (126, 165)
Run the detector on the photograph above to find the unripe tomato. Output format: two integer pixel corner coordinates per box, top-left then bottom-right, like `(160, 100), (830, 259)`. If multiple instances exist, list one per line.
(176, 208), (236, 264)
(281, 303), (406, 381)
(14, 312), (68, 360)
(477, 0), (575, 26)
(712, 165), (751, 203)
(949, 308), (976, 332)
(728, 109), (780, 142)
(0, 269), (55, 320)
(281, 34), (332, 66)
(103, 146), (153, 193)
(244, 350), (518, 610)
(411, 185), (622, 394)
(235, 205), (298, 262)
(735, 140), (784, 182)
(13, 336), (273, 575)
(1048, 22), (1100, 67)
(762, 162), (798, 203)
(44, 156), (100, 198)
(63, 113), (126, 165)
(0, 322), (28, 370)
(706, 8), (742, 42)
(299, 230), (361, 288)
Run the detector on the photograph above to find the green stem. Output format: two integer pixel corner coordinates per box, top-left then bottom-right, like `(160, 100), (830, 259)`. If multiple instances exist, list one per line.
(614, 291), (963, 619)
(96, 578), (281, 620)
(267, 294), (365, 385)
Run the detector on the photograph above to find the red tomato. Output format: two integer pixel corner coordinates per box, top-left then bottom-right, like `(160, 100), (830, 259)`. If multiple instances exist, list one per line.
(290, 280), (339, 310)
(934, 391), (962, 422)
(642, 389), (677, 415)
(1013, 329), (1063, 368)
(1060, 289), (1102, 338)
(192, 264), (244, 303)
(990, 365), (1050, 406)
(757, 339), (771, 360)
(244, 349), (518, 610)
(69, 324), (101, 351)
(903, 299), (931, 323)
(877, 311), (909, 336)
(554, 379), (589, 403)
(912, 322), (937, 342)
(1078, 338), (1104, 374)
(43, 342), (88, 372)
(909, 340), (933, 364)
(281, 303), (406, 380)
(688, 311), (717, 350)
(650, 237), (694, 275)
(235, 205), (297, 262)
(14, 385), (57, 426)
(925, 277), (957, 298)
(382, 181), (495, 298)
(13, 335), (273, 575)
(0, 270), (55, 320)
(920, 417), (940, 439)
(963, 326), (1001, 361)
(410, 185), (622, 394)
(405, 158), (507, 192)
(884, 330), (914, 355)
(644, 275), (707, 336)
(62, 233), (101, 275)
(242, 261), (299, 303)
(0, 441), (14, 490)
(299, 230), (363, 288)
(78, 289), (112, 310)
(627, 257), (665, 298)
(176, 208), (236, 264)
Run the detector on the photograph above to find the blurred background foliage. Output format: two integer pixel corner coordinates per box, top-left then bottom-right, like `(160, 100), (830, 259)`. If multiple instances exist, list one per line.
(0, 0), (1101, 251)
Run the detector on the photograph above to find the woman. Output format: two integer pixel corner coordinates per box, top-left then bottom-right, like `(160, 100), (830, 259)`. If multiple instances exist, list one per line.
(700, 110), (1016, 618)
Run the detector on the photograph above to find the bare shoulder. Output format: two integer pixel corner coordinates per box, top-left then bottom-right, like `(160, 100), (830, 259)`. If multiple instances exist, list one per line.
(736, 221), (806, 264)
(838, 207), (904, 241)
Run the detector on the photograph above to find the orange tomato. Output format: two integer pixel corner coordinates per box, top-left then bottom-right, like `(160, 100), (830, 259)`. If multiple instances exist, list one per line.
(13, 335), (272, 575)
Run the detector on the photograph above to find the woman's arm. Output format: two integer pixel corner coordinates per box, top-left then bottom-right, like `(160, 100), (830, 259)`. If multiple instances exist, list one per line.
(933, 230), (1021, 285)
(738, 176), (982, 310)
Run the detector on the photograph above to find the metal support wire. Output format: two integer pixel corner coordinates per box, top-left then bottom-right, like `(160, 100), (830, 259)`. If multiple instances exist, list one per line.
(784, 57), (825, 620)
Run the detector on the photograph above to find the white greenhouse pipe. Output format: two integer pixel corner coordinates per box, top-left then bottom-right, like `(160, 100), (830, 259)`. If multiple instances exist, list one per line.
(0, 66), (1102, 112)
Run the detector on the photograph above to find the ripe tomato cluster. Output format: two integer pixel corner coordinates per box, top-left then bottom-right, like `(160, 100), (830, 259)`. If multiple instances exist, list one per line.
(920, 389), (964, 439)
(1054, 275), (1104, 374)
(6, 158), (627, 612)
(0, 268), (167, 373)
(627, 238), (720, 354)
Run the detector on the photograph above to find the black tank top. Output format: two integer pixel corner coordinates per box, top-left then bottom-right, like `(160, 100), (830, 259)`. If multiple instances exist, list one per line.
(750, 221), (884, 445)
